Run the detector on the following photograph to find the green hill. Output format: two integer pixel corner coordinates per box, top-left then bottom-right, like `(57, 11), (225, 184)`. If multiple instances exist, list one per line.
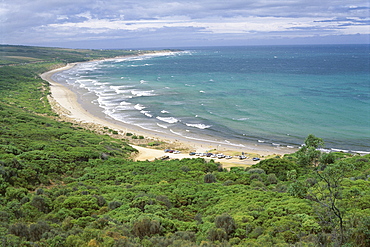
(0, 45), (369, 246)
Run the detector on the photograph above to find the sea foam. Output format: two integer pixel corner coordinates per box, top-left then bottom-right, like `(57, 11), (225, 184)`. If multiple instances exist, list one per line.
(185, 123), (211, 129)
(134, 104), (146, 111)
(131, 90), (156, 97)
(140, 110), (153, 118)
(156, 116), (179, 124)
(157, 123), (168, 129)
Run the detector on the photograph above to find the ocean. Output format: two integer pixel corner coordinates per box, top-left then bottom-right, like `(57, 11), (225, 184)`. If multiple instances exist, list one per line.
(52, 45), (370, 153)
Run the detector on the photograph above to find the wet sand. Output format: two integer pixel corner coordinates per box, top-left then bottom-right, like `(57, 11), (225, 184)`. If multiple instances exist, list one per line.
(41, 60), (298, 167)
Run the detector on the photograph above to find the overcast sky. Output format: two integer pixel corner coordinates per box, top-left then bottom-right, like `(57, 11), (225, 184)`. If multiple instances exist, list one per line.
(1, 0), (369, 49)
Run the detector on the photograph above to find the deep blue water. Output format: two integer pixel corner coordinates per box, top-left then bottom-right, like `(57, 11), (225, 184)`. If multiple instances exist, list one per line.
(53, 45), (370, 153)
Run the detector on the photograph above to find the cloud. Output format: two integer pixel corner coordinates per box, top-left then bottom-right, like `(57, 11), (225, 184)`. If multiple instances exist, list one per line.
(1, 0), (369, 48)
(315, 17), (370, 25)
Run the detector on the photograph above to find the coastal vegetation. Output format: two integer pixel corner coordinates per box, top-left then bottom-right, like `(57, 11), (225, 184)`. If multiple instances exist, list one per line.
(0, 45), (369, 246)
(0, 45), (167, 66)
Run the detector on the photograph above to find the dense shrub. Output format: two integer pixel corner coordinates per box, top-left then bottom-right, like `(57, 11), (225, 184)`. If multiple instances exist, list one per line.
(132, 218), (162, 238)
(215, 214), (236, 236)
(204, 173), (217, 183)
(30, 195), (51, 213)
(266, 173), (278, 185)
(208, 228), (228, 241)
(253, 158), (300, 181)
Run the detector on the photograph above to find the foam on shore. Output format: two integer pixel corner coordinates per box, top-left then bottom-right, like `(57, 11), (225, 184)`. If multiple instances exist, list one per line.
(41, 58), (299, 158)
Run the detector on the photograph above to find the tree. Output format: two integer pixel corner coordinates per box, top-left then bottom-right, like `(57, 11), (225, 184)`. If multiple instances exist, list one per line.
(30, 195), (51, 213)
(132, 218), (162, 239)
(29, 221), (50, 242)
(254, 158), (298, 181)
(319, 152), (336, 165)
(297, 134), (324, 167)
(8, 223), (29, 239)
(305, 134), (324, 149)
(266, 173), (278, 185)
(204, 173), (217, 183)
(215, 214), (236, 236)
(309, 162), (354, 246)
(208, 228), (228, 242)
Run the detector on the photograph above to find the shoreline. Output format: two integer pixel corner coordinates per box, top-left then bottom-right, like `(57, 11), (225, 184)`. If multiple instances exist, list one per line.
(41, 57), (298, 167)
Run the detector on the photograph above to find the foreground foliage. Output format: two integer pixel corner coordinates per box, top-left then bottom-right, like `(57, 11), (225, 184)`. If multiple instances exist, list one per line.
(0, 46), (369, 246)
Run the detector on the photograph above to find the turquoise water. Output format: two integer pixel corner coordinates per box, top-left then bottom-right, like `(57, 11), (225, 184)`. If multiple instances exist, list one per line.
(53, 45), (370, 153)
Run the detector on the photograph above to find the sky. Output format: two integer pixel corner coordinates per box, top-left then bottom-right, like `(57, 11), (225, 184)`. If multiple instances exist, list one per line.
(1, 0), (369, 49)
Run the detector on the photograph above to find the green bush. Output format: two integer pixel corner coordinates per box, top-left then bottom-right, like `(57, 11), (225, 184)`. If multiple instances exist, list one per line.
(108, 201), (122, 210)
(133, 218), (162, 239)
(253, 158), (299, 181)
(215, 214), (236, 236)
(204, 173), (217, 183)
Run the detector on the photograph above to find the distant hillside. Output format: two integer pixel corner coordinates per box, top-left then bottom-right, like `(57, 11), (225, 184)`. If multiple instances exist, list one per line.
(0, 44), (162, 66)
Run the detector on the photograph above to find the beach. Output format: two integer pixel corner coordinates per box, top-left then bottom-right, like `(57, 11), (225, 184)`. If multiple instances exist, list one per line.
(41, 59), (298, 168)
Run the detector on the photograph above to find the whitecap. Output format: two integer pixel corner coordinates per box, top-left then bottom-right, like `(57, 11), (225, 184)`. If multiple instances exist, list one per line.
(110, 86), (132, 94)
(161, 110), (170, 114)
(156, 116), (179, 124)
(76, 79), (96, 86)
(140, 110), (153, 118)
(110, 85), (133, 91)
(156, 123), (168, 129)
(97, 91), (117, 97)
(115, 105), (133, 111)
(97, 97), (119, 107)
(185, 123), (211, 129)
(131, 90), (156, 97)
(101, 102), (118, 107)
(169, 129), (183, 136)
(94, 82), (110, 86)
(352, 150), (370, 155)
(331, 148), (349, 153)
(134, 104), (146, 111)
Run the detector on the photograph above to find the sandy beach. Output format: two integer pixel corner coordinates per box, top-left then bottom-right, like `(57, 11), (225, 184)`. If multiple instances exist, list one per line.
(41, 60), (298, 168)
